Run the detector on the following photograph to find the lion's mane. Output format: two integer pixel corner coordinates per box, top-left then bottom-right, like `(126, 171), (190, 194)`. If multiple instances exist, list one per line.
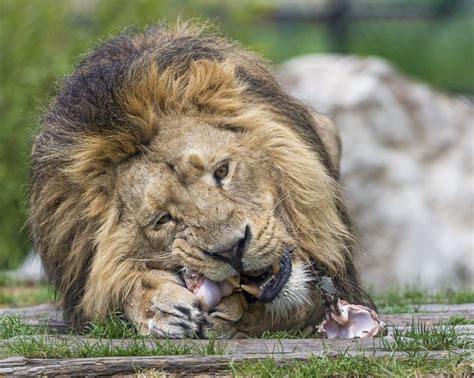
(30, 23), (370, 327)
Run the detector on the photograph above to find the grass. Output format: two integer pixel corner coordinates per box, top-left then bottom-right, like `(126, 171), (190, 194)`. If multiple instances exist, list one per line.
(372, 286), (474, 314)
(381, 322), (472, 353)
(1, 335), (201, 359)
(0, 314), (226, 358)
(259, 330), (307, 339)
(446, 315), (474, 326)
(0, 315), (40, 339)
(83, 313), (138, 339)
(230, 355), (471, 377)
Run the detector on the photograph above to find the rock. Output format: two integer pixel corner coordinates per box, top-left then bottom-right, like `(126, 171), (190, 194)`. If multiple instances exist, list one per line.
(277, 55), (474, 290)
(7, 251), (44, 283)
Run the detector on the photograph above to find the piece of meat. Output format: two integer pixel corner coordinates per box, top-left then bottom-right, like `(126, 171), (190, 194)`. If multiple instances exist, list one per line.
(182, 269), (237, 311)
(317, 298), (385, 338)
(317, 276), (385, 339)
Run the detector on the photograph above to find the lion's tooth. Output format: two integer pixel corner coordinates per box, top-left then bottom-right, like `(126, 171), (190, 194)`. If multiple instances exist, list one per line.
(227, 276), (240, 288)
(272, 262), (280, 275)
(241, 284), (262, 298)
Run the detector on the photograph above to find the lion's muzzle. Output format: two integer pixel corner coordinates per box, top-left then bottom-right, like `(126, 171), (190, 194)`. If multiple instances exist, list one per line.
(205, 225), (252, 272)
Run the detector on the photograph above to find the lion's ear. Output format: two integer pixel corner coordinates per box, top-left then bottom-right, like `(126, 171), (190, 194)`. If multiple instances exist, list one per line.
(311, 112), (342, 175)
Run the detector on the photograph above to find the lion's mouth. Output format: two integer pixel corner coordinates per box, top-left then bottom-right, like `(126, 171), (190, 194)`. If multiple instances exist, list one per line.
(240, 248), (293, 303)
(182, 248), (293, 310)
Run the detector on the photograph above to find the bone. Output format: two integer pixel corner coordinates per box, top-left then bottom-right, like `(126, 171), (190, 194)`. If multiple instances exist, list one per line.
(318, 299), (385, 339)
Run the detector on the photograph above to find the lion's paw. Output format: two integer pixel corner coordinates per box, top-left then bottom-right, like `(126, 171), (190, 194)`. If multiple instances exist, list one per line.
(146, 283), (208, 338)
(204, 294), (245, 339)
(125, 273), (207, 338)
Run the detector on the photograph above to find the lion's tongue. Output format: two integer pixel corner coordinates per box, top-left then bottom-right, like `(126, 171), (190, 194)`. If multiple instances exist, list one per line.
(193, 278), (222, 311)
(190, 277), (235, 311)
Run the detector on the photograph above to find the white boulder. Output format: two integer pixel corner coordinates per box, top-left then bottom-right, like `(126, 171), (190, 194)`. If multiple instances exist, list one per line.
(277, 55), (474, 290)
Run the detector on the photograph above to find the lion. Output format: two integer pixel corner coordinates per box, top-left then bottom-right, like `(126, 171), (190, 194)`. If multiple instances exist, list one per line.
(30, 23), (374, 338)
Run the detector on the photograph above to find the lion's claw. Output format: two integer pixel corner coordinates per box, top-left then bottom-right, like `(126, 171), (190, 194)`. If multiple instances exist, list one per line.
(147, 303), (207, 338)
(145, 287), (207, 338)
(124, 272), (208, 339)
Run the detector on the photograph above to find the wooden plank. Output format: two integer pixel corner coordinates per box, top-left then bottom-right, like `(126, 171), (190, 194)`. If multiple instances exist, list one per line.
(21, 319), (73, 333)
(382, 312), (474, 327)
(388, 324), (474, 336)
(413, 303), (474, 313)
(1, 335), (369, 355)
(0, 350), (469, 375)
(3, 326), (472, 356)
(0, 303), (62, 321)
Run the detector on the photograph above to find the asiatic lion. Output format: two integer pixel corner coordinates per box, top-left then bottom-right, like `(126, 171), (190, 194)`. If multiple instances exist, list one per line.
(30, 23), (374, 338)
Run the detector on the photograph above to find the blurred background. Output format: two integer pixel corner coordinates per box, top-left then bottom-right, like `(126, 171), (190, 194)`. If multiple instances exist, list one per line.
(0, 0), (473, 304)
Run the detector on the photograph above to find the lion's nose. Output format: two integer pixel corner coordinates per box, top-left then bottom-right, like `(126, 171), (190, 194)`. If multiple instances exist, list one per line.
(208, 225), (252, 272)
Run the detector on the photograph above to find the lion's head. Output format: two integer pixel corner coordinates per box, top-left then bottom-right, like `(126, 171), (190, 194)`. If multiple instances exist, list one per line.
(31, 23), (371, 328)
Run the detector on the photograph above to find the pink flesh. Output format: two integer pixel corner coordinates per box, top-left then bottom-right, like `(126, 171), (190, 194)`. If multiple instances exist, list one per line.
(321, 299), (384, 339)
(188, 277), (235, 311)
(194, 278), (222, 311)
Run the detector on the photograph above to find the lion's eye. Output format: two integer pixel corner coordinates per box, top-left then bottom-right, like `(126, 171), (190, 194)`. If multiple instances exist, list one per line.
(214, 162), (229, 183)
(152, 213), (173, 229)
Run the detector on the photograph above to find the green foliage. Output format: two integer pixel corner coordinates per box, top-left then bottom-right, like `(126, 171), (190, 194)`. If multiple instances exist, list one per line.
(0, 0), (472, 268)
(0, 273), (54, 307)
(351, 16), (474, 93)
(0, 285), (51, 307)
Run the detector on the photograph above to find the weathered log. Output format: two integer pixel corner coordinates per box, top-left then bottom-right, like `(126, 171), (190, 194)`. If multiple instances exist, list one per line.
(382, 311), (474, 326)
(413, 304), (474, 313)
(0, 349), (469, 375)
(2, 326), (472, 357)
(0, 335), (379, 355)
(0, 303), (62, 321)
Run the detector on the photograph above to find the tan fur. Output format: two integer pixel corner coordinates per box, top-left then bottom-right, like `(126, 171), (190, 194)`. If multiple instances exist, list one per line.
(31, 23), (372, 337)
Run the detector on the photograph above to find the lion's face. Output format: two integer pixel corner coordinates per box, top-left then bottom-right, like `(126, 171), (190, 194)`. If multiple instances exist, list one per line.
(116, 116), (311, 312)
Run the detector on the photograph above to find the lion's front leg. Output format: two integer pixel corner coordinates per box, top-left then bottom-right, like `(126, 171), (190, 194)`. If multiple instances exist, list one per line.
(123, 270), (207, 338)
